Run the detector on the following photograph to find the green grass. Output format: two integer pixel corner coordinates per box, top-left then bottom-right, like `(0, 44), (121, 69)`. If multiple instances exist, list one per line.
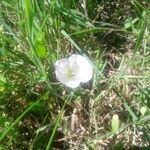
(0, 0), (150, 149)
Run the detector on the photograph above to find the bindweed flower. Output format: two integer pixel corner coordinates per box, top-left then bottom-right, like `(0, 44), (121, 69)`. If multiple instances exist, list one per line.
(54, 54), (93, 88)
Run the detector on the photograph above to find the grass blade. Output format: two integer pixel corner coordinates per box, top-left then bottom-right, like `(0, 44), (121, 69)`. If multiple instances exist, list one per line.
(0, 92), (49, 141)
(24, 0), (34, 35)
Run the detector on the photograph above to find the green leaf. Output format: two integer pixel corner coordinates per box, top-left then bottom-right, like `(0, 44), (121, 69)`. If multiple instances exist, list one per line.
(35, 33), (47, 59)
(0, 144), (6, 150)
(113, 88), (138, 122)
(61, 29), (82, 53)
(24, 0), (34, 34)
(111, 114), (119, 134)
(0, 76), (6, 92)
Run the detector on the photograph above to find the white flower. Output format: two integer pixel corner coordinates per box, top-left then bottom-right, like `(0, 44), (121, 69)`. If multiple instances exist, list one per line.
(54, 54), (93, 88)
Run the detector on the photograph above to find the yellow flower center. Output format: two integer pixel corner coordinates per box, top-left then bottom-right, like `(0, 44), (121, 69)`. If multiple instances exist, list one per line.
(65, 68), (76, 79)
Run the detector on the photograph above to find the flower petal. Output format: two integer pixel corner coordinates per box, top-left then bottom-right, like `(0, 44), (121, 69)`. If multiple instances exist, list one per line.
(55, 58), (69, 70)
(55, 58), (70, 83)
(69, 54), (93, 83)
(64, 80), (80, 88)
(56, 69), (80, 88)
(55, 57), (81, 88)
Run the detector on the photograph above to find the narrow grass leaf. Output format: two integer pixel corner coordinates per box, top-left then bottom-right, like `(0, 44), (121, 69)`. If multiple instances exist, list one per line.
(71, 27), (129, 36)
(24, 0), (34, 34)
(134, 10), (148, 54)
(0, 101), (39, 141)
(45, 97), (71, 150)
(0, 92), (49, 141)
(113, 87), (138, 122)
(61, 29), (82, 52)
(139, 115), (150, 124)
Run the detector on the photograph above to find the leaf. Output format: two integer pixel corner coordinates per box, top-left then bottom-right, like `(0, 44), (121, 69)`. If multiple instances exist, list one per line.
(35, 33), (47, 59)
(24, 0), (34, 34)
(0, 76), (6, 92)
(140, 106), (147, 116)
(111, 114), (119, 134)
(113, 88), (138, 122)
(61, 29), (82, 53)
(124, 17), (139, 30)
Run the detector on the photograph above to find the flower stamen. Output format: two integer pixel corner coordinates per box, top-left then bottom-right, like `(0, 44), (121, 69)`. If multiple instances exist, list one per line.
(65, 68), (76, 79)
